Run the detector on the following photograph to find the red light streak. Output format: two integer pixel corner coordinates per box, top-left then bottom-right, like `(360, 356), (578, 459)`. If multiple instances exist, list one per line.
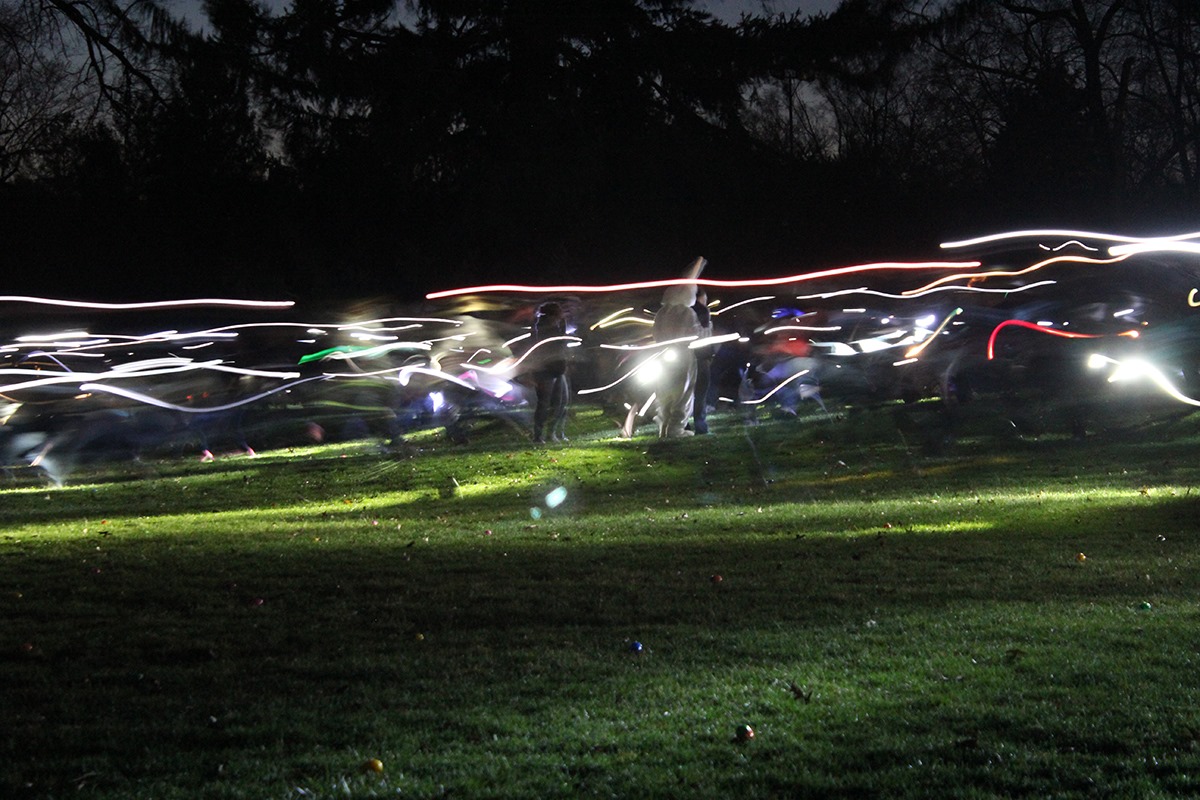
(986, 320), (1139, 360)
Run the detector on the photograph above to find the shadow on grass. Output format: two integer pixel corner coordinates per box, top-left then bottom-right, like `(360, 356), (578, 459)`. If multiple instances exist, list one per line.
(4, 490), (1200, 797)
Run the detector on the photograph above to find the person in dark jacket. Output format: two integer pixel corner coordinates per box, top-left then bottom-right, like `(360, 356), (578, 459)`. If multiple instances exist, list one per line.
(691, 289), (713, 434)
(530, 302), (570, 443)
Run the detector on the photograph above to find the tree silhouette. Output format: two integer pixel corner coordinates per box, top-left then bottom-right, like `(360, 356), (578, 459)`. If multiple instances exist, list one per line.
(3, 0), (1199, 300)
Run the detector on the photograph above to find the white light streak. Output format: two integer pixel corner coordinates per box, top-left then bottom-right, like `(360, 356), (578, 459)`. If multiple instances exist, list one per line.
(711, 296), (776, 316)
(739, 369), (811, 405)
(78, 376), (327, 413)
(0, 296), (295, 310)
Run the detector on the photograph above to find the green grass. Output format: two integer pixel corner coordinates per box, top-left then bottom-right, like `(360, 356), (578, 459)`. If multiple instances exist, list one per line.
(5, 405), (1200, 798)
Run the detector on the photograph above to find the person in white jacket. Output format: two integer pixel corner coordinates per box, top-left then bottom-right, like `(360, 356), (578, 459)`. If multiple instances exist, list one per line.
(651, 258), (706, 438)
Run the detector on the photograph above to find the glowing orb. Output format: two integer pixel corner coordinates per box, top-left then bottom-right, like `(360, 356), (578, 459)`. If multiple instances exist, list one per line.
(545, 486), (568, 508)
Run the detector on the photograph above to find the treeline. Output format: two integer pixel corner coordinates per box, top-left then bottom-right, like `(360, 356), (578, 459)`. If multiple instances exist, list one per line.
(2, 0), (1198, 301)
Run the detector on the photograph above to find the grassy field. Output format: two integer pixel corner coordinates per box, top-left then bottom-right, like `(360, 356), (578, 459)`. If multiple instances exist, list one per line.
(5, 403), (1200, 798)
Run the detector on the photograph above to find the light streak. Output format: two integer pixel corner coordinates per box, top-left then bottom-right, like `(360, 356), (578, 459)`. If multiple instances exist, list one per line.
(1088, 354), (1200, 407)
(939, 229), (1172, 249)
(590, 308), (636, 330)
(1109, 241), (1200, 257)
(597, 335), (699, 352)
(810, 341), (857, 356)
(689, 332), (741, 349)
(740, 369), (811, 405)
(902, 254), (1128, 296)
(0, 359), (300, 393)
(425, 262), (982, 300)
(15, 333), (108, 347)
(394, 366), (477, 390)
(469, 335), (582, 376)
(1040, 240), (1099, 252)
(599, 341), (665, 351)
(578, 352), (665, 395)
(592, 316), (654, 329)
(712, 296), (776, 316)
(206, 364), (302, 379)
(334, 317), (462, 329)
(986, 320), (1139, 360)
(904, 308), (962, 359)
(351, 333), (399, 342)
(763, 325), (842, 334)
(503, 332), (532, 348)
(794, 280), (1056, 301)
(0, 296), (295, 310)
(311, 341), (435, 362)
(78, 376), (327, 413)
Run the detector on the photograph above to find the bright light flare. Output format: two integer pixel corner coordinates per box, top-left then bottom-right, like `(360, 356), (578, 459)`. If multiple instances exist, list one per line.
(1088, 353), (1200, 407)
(904, 308), (962, 359)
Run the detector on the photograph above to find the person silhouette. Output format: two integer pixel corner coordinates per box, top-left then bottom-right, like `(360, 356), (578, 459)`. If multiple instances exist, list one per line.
(529, 301), (570, 443)
(691, 288), (714, 434)
(652, 258), (705, 438)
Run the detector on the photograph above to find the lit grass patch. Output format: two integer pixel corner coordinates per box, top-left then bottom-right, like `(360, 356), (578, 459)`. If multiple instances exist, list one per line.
(4, 410), (1200, 798)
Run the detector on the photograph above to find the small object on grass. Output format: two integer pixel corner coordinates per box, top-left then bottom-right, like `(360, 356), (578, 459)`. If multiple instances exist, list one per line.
(1140, 601), (1153, 611)
(1075, 552), (1087, 563)
(364, 758), (384, 774)
(250, 598), (265, 607)
(414, 632), (425, 641)
(710, 574), (723, 584)
(787, 682), (812, 703)
(20, 642), (34, 653)
(629, 641), (643, 654)
(734, 724), (755, 743)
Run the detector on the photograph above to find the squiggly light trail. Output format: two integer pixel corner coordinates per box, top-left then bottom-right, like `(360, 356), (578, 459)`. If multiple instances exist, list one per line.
(424, 262), (983, 299)
(4, 229), (1200, 473)
(79, 377), (328, 413)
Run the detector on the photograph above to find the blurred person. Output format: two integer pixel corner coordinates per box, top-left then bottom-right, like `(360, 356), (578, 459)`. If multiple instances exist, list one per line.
(691, 288), (714, 434)
(652, 258), (705, 438)
(530, 301), (571, 443)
